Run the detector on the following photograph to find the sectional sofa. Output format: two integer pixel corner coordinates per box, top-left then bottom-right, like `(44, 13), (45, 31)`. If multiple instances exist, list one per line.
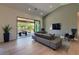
(32, 32), (62, 50)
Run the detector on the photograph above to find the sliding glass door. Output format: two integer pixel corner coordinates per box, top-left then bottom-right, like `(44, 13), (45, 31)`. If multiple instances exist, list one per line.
(34, 20), (40, 32)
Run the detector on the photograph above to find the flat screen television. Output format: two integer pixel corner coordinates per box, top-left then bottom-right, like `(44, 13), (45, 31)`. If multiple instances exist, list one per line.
(52, 23), (61, 30)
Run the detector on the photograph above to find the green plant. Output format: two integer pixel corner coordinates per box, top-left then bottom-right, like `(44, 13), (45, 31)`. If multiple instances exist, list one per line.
(2, 25), (12, 33)
(27, 24), (33, 32)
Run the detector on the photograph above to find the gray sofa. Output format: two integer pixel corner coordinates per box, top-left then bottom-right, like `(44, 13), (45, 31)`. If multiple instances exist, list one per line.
(32, 33), (62, 50)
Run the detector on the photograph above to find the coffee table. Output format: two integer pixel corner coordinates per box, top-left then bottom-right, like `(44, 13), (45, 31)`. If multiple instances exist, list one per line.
(60, 36), (70, 53)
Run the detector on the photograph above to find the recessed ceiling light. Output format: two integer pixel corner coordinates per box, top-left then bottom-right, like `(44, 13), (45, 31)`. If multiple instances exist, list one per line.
(49, 5), (53, 8)
(28, 8), (31, 11)
(40, 12), (43, 15)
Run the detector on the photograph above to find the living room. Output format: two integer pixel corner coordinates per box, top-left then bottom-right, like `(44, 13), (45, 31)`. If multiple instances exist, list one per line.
(0, 3), (79, 55)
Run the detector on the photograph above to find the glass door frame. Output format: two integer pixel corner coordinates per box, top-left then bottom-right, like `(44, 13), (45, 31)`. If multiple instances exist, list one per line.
(34, 20), (41, 32)
(17, 17), (41, 33)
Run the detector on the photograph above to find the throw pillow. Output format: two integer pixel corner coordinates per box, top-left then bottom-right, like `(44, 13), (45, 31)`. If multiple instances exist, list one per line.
(49, 34), (55, 40)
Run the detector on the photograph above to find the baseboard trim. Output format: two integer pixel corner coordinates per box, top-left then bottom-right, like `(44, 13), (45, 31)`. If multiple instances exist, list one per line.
(0, 39), (16, 44)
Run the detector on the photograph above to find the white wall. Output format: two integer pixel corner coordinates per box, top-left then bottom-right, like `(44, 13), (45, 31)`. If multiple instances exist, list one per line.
(0, 5), (42, 42)
(77, 12), (79, 36)
(45, 4), (79, 36)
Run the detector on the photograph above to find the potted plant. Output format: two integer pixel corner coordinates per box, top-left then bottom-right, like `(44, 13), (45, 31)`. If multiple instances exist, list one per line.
(2, 25), (12, 42)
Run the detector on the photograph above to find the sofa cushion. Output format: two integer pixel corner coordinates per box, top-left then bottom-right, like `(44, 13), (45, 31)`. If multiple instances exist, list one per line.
(50, 38), (62, 44)
(35, 33), (53, 40)
(49, 34), (56, 40)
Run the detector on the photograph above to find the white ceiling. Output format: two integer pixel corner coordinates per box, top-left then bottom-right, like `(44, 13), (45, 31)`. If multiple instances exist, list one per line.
(0, 3), (69, 17)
